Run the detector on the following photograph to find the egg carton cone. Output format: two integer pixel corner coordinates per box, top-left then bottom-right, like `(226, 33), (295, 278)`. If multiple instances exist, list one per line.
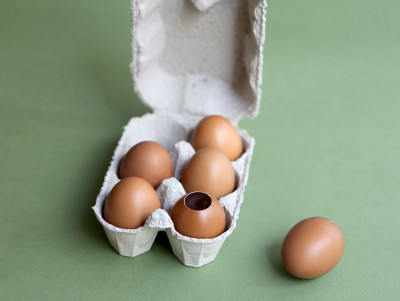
(92, 0), (267, 267)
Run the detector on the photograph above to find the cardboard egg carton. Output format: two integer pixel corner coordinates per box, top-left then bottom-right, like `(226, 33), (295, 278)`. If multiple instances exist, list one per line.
(92, 0), (267, 267)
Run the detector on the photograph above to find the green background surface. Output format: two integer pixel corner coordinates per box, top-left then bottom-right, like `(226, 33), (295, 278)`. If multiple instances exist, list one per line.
(1, 0), (399, 300)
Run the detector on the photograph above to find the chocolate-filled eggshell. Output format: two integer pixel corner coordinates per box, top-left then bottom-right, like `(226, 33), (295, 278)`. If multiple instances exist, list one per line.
(104, 177), (160, 229)
(170, 192), (226, 239)
(191, 115), (243, 161)
(181, 148), (235, 199)
(119, 141), (173, 188)
(281, 217), (345, 279)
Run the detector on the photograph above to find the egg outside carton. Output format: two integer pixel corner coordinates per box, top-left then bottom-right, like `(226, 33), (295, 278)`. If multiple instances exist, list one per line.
(92, 113), (255, 267)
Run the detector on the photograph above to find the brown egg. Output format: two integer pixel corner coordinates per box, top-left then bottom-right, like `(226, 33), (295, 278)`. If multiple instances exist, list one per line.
(104, 177), (160, 229)
(281, 217), (345, 279)
(191, 115), (243, 161)
(119, 141), (173, 188)
(181, 148), (235, 198)
(170, 191), (226, 239)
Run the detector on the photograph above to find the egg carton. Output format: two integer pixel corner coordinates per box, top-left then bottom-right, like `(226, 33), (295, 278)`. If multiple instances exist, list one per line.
(92, 0), (267, 267)
(93, 113), (254, 266)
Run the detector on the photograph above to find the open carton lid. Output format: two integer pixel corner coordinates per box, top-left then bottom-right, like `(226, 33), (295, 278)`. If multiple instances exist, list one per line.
(131, 0), (267, 123)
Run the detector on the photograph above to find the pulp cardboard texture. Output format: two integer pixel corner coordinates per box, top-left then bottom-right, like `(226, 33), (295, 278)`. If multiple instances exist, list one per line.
(93, 0), (267, 267)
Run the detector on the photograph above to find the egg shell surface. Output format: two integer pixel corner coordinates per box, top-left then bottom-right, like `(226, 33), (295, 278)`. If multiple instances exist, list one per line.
(181, 148), (235, 198)
(104, 177), (160, 229)
(191, 115), (243, 161)
(170, 192), (226, 239)
(119, 141), (173, 188)
(281, 217), (345, 279)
